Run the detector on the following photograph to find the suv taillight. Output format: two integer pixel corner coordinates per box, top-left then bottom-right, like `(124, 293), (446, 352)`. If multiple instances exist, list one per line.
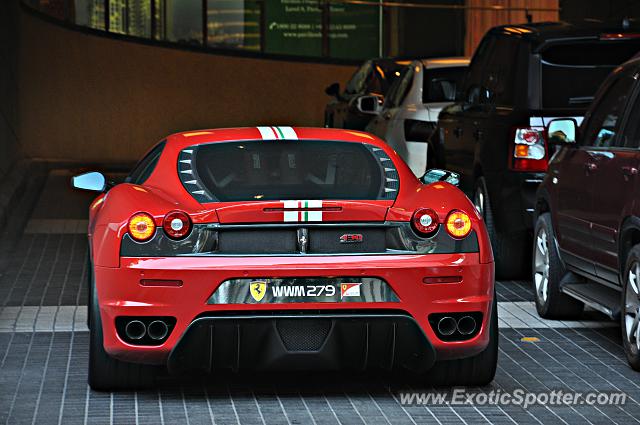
(510, 127), (548, 172)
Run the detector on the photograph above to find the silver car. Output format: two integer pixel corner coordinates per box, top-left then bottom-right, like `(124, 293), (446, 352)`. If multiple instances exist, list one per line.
(363, 57), (469, 177)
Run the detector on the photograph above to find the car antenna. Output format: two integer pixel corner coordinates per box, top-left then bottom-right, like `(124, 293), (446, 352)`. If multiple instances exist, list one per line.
(525, 8), (533, 23)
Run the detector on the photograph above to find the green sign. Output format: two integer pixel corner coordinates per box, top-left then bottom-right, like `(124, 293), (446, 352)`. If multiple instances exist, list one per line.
(264, 0), (379, 59)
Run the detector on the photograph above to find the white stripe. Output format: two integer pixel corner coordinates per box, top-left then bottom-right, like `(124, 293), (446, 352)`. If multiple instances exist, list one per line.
(278, 126), (298, 140)
(307, 211), (322, 222)
(257, 126), (277, 140)
(283, 200), (299, 222)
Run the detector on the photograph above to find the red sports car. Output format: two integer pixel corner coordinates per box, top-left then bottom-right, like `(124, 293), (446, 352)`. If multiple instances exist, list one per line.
(72, 127), (497, 390)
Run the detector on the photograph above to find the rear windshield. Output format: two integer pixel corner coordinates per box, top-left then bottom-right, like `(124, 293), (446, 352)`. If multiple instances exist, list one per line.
(541, 39), (640, 109)
(178, 140), (400, 203)
(422, 67), (467, 103)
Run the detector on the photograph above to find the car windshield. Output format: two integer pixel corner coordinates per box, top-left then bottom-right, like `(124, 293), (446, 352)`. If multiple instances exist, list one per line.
(423, 66), (467, 103)
(540, 39), (640, 109)
(179, 140), (399, 202)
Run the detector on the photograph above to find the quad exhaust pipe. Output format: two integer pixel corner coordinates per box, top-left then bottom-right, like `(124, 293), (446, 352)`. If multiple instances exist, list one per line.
(124, 320), (146, 340)
(147, 320), (169, 340)
(457, 315), (476, 335)
(435, 315), (478, 338)
(437, 316), (457, 336)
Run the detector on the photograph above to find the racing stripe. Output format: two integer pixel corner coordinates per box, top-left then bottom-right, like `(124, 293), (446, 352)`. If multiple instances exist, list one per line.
(283, 200), (298, 222)
(257, 126), (277, 140)
(281, 200), (323, 222)
(272, 126), (286, 139)
(278, 126), (298, 140)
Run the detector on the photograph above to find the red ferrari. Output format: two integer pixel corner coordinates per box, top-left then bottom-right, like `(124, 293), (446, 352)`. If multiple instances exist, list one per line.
(72, 127), (497, 390)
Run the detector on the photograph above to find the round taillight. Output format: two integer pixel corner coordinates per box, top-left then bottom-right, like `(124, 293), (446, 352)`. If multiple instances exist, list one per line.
(411, 208), (439, 236)
(163, 211), (192, 240)
(128, 212), (156, 242)
(445, 210), (472, 239)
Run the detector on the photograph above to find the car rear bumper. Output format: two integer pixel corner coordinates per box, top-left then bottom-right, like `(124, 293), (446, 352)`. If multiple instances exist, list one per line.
(94, 253), (494, 370)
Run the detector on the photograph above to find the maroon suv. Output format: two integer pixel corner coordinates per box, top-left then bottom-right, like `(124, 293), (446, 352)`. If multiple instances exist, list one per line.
(534, 56), (640, 370)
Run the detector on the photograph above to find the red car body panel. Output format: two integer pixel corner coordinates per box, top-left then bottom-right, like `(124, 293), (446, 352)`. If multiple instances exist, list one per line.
(86, 127), (495, 369)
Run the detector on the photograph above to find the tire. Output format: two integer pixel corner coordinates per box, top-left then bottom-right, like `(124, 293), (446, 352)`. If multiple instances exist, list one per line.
(427, 293), (498, 386)
(88, 270), (159, 391)
(532, 213), (583, 319)
(473, 177), (528, 279)
(621, 244), (640, 371)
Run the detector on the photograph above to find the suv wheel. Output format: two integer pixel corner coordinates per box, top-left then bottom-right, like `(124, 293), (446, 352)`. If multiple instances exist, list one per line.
(473, 177), (528, 279)
(622, 244), (640, 371)
(532, 213), (583, 319)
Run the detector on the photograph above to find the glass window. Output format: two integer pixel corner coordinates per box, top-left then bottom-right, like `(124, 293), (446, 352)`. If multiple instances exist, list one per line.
(620, 79), (640, 149)
(206, 0), (261, 51)
(328, 3), (379, 60)
(384, 65), (415, 108)
(541, 40), (640, 109)
(188, 141), (392, 201)
(581, 74), (635, 148)
(165, 0), (202, 44)
(422, 66), (467, 103)
(128, 0), (151, 37)
(483, 36), (518, 105)
(127, 141), (166, 184)
(344, 62), (373, 95)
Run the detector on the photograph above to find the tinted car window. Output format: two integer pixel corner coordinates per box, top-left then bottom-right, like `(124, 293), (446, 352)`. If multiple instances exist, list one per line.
(541, 40), (640, 109)
(385, 66), (415, 108)
(127, 140), (166, 184)
(186, 141), (397, 201)
(463, 36), (494, 96)
(581, 73), (635, 148)
(344, 61), (373, 95)
(483, 36), (519, 105)
(423, 67), (467, 103)
(620, 78), (640, 148)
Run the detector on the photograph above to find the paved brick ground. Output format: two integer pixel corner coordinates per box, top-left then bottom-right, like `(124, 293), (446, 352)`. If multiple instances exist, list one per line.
(1, 169), (639, 425)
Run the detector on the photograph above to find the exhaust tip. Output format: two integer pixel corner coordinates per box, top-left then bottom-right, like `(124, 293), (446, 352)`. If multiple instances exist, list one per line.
(125, 320), (146, 340)
(437, 316), (457, 336)
(147, 320), (169, 340)
(457, 316), (476, 335)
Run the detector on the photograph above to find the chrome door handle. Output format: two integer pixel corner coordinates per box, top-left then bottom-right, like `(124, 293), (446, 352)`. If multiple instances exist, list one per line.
(585, 162), (598, 172)
(454, 127), (463, 137)
(622, 166), (638, 177)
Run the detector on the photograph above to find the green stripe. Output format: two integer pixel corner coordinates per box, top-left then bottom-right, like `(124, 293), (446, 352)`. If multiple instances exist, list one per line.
(275, 126), (286, 139)
(304, 201), (308, 221)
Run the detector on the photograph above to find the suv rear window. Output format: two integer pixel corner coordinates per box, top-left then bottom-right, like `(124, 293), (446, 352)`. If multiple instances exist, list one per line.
(541, 39), (640, 109)
(177, 141), (400, 203)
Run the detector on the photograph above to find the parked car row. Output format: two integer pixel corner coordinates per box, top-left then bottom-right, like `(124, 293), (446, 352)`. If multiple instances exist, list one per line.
(326, 20), (640, 370)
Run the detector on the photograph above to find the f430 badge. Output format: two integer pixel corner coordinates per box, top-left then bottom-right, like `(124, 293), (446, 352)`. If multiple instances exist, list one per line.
(339, 234), (363, 244)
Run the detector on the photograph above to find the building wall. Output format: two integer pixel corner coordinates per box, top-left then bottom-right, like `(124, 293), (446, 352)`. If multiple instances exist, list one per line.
(464, 0), (559, 55)
(18, 9), (355, 162)
(0, 0), (22, 176)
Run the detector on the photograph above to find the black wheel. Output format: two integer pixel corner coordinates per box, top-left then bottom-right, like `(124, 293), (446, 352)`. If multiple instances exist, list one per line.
(621, 244), (640, 371)
(427, 293), (498, 386)
(473, 177), (528, 279)
(532, 213), (583, 319)
(88, 270), (159, 391)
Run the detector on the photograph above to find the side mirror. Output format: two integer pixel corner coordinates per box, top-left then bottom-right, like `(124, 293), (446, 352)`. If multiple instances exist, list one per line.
(325, 82), (340, 97)
(546, 118), (577, 145)
(71, 171), (106, 192)
(421, 169), (460, 187)
(356, 95), (381, 115)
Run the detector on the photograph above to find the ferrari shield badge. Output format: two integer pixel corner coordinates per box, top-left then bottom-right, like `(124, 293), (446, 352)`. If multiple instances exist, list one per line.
(250, 280), (267, 302)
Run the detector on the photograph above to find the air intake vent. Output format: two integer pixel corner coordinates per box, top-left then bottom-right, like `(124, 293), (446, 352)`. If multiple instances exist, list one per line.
(276, 319), (331, 351)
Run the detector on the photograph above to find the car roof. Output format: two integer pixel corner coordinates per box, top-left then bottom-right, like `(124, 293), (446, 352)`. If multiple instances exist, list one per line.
(163, 127), (391, 152)
(420, 57), (470, 69)
(488, 20), (640, 50)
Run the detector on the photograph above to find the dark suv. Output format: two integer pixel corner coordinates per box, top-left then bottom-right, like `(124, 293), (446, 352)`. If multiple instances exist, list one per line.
(434, 22), (640, 277)
(324, 58), (411, 130)
(534, 56), (640, 370)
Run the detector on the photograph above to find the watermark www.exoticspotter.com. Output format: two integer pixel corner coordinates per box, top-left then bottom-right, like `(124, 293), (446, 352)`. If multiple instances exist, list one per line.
(399, 389), (628, 409)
